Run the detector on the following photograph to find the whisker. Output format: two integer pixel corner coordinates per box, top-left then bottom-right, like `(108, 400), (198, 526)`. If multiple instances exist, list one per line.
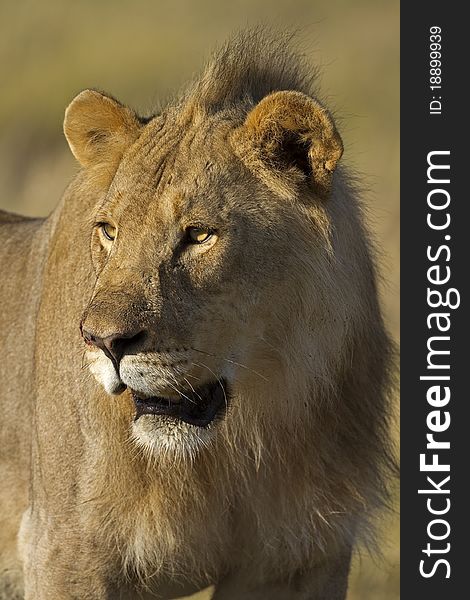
(165, 371), (199, 405)
(165, 379), (197, 405)
(183, 376), (204, 403)
(192, 347), (268, 382)
(192, 361), (228, 411)
(184, 373), (201, 382)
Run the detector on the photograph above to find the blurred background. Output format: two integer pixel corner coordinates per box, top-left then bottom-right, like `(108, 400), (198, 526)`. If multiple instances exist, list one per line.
(0, 0), (399, 598)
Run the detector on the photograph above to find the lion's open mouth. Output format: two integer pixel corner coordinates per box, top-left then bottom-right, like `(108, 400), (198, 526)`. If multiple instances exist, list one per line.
(132, 379), (228, 427)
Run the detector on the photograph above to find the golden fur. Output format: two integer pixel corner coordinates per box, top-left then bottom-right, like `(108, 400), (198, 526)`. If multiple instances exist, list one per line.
(0, 31), (393, 599)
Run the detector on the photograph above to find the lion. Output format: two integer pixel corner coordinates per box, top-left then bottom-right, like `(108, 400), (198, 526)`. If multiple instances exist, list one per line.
(0, 31), (394, 599)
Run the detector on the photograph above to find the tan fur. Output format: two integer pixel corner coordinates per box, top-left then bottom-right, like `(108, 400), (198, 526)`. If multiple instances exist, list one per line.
(0, 31), (394, 599)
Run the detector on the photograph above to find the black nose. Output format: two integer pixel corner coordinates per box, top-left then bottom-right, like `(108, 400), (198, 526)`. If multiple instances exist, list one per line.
(81, 327), (145, 370)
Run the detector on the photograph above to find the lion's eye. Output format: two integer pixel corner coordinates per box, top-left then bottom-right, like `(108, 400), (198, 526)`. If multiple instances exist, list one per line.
(186, 227), (214, 244)
(99, 222), (116, 242)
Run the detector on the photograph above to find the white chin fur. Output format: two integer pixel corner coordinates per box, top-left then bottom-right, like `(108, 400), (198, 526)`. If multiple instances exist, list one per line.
(131, 416), (216, 461)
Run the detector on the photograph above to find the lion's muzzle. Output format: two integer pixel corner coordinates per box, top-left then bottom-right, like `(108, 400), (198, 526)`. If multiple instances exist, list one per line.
(80, 316), (230, 428)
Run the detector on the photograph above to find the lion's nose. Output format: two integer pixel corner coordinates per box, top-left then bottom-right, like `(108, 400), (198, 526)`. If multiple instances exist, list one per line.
(81, 326), (145, 369)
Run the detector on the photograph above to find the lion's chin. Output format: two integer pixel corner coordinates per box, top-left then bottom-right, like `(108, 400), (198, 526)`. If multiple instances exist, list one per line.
(128, 380), (229, 460)
(131, 413), (220, 460)
(131, 379), (228, 428)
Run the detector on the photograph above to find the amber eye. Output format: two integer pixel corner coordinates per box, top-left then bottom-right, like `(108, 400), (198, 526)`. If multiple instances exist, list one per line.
(186, 227), (214, 244)
(99, 222), (116, 242)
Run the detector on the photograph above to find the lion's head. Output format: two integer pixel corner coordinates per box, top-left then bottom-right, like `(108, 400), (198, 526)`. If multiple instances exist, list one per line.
(65, 36), (389, 472)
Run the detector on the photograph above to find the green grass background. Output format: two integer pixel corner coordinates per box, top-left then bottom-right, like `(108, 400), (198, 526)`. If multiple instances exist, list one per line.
(0, 1), (399, 597)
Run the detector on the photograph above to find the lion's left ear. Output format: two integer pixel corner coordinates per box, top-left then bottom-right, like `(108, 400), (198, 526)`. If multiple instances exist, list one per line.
(233, 90), (343, 199)
(64, 89), (142, 169)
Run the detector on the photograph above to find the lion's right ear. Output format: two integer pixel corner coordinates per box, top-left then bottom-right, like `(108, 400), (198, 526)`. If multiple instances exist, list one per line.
(63, 90), (142, 169)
